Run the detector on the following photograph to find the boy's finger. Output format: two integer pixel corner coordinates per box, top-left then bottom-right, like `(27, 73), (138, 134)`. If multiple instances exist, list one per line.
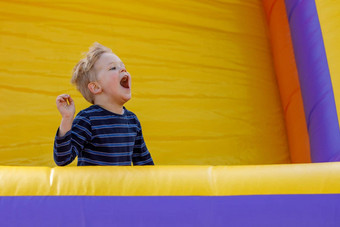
(56, 98), (63, 104)
(56, 97), (69, 105)
(56, 95), (64, 102)
(56, 96), (66, 102)
(57, 94), (70, 100)
(68, 96), (74, 104)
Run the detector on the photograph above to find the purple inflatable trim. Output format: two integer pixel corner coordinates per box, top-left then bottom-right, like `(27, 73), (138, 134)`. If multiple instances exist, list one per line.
(1, 195), (340, 227)
(285, 0), (340, 162)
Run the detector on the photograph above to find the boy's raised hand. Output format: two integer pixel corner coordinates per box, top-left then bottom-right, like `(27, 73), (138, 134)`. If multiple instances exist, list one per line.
(56, 94), (75, 136)
(56, 94), (75, 119)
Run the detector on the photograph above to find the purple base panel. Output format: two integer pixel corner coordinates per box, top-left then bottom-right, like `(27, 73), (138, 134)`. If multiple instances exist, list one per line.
(1, 194), (340, 227)
(284, 0), (340, 162)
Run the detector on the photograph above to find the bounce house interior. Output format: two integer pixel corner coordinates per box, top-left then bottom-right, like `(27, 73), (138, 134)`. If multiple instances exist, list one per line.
(1, 0), (340, 226)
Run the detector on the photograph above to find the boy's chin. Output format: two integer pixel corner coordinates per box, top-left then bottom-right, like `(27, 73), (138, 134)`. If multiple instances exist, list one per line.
(121, 94), (132, 103)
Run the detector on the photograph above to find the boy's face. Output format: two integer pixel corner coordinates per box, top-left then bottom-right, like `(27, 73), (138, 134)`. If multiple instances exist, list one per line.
(93, 53), (131, 104)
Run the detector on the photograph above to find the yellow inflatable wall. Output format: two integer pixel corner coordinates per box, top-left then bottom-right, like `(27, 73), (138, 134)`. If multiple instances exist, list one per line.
(0, 0), (289, 166)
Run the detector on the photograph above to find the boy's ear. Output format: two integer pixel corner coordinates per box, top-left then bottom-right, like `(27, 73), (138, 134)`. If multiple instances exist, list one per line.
(88, 82), (102, 95)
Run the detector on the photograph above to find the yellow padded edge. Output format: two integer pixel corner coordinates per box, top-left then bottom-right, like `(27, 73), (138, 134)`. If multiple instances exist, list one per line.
(1, 163), (340, 196)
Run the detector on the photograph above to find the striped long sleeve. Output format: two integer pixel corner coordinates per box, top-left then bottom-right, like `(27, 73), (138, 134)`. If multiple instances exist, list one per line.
(54, 114), (92, 166)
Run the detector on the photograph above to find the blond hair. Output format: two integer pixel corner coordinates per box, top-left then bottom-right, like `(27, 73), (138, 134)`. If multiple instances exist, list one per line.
(71, 42), (112, 104)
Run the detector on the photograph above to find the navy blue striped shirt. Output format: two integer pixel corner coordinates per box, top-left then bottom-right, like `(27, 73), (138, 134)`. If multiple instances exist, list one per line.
(54, 105), (154, 166)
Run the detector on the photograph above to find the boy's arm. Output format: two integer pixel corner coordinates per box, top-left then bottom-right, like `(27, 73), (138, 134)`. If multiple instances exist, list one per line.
(53, 94), (92, 166)
(132, 119), (154, 166)
(54, 129), (77, 166)
(56, 94), (75, 136)
(53, 113), (92, 166)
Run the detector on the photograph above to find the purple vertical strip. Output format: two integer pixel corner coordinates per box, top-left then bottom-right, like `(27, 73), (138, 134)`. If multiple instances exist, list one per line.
(284, 0), (340, 162)
(1, 195), (340, 227)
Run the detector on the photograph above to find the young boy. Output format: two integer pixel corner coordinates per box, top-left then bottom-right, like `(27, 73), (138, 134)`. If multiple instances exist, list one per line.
(54, 43), (154, 166)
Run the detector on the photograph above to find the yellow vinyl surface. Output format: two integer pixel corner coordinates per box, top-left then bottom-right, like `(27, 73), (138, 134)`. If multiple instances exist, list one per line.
(1, 163), (340, 196)
(0, 0), (289, 166)
(315, 0), (340, 129)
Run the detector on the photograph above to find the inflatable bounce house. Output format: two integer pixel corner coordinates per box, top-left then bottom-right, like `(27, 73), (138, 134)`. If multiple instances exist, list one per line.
(1, 0), (340, 226)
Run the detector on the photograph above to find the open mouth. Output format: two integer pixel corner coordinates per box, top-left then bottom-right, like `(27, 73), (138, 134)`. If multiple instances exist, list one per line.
(120, 75), (130, 89)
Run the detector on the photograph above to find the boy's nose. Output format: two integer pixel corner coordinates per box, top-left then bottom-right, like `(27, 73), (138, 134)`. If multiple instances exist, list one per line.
(120, 68), (127, 73)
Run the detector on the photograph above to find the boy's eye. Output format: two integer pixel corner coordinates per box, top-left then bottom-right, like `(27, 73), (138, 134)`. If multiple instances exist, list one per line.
(110, 67), (117, 70)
